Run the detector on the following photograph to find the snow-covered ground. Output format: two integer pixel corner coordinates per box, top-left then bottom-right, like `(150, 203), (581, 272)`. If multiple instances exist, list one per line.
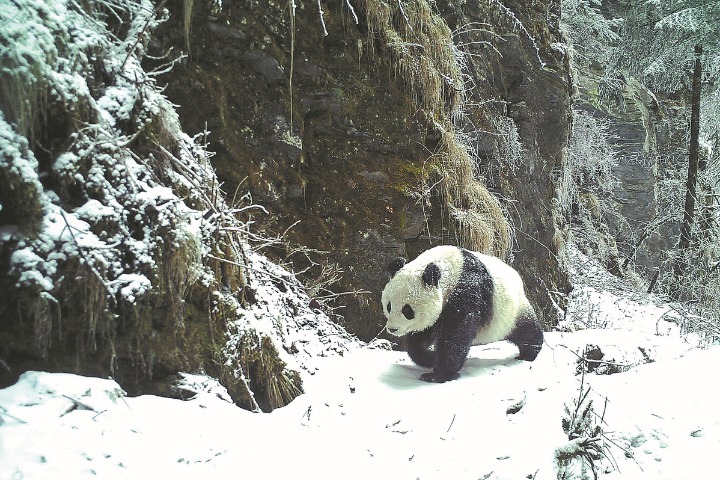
(3, 1), (717, 477)
(1, 341), (717, 479)
(1, 248), (718, 479)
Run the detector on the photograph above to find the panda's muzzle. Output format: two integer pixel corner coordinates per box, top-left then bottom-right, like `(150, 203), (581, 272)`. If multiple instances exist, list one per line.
(387, 327), (400, 335)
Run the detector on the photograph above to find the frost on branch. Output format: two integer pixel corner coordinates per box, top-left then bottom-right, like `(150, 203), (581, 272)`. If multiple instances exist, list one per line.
(0, 0), (361, 411)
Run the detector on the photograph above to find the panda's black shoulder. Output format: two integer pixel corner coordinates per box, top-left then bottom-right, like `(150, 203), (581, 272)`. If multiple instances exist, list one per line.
(448, 249), (493, 305)
(457, 248), (491, 279)
(442, 248), (494, 323)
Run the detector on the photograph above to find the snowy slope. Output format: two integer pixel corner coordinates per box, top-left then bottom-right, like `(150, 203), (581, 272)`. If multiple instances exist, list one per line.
(1, 332), (717, 479)
(1, 247), (717, 479)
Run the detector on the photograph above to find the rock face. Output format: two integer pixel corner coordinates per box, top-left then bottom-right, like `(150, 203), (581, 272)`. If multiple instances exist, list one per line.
(575, 73), (683, 274)
(439, 0), (573, 322)
(153, 0), (572, 336)
(0, 0), (362, 411)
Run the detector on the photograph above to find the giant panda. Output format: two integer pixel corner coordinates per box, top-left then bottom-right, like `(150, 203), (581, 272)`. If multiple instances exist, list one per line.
(381, 245), (543, 383)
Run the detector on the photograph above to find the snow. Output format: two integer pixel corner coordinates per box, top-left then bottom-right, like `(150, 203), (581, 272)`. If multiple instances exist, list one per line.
(2, 272), (718, 479)
(222, 247), (370, 378)
(2, 1), (718, 478)
(1, 234), (718, 479)
(115, 273), (152, 303)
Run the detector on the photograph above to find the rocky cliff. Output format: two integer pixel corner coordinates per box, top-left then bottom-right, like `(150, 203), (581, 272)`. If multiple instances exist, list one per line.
(153, 0), (572, 336)
(0, 0), (362, 411)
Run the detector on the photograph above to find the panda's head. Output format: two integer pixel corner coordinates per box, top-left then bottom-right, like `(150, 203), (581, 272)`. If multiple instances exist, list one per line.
(381, 256), (445, 337)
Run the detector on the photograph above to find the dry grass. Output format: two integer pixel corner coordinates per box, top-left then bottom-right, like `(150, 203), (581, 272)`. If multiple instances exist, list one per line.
(437, 127), (510, 254)
(23, 294), (53, 358)
(0, 69), (43, 145)
(363, 0), (510, 256)
(222, 323), (303, 411)
(365, 0), (462, 117)
(183, 0), (194, 56)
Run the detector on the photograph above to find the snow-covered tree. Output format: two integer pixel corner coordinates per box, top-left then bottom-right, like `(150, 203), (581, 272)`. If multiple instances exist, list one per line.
(561, 0), (720, 331)
(609, 1), (720, 92)
(603, 1), (720, 157)
(561, 0), (621, 86)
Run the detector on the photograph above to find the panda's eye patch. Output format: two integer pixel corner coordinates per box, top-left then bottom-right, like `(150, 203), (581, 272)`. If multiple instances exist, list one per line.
(387, 302), (391, 313)
(402, 304), (415, 320)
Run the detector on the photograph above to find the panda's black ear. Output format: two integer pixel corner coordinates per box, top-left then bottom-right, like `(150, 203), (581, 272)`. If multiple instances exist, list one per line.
(422, 262), (441, 287)
(388, 257), (407, 277)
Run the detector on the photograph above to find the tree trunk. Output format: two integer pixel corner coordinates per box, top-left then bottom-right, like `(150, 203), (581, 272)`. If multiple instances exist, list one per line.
(677, 45), (703, 254)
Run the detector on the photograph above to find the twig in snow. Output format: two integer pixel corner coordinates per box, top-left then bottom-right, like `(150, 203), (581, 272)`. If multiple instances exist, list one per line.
(92, 410), (108, 421)
(506, 392), (526, 414)
(0, 406), (27, 424)
(446, 413), (456, 432)
(62, 394), (97, 412)
(60, 395), (99, 417)
(386, 419), (409, 434)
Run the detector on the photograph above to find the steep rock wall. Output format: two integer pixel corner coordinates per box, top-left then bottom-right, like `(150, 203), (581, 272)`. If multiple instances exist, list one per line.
(153, 0), (571, 336)
(0, 0), (361, 412)
(437, 0), (573, 323)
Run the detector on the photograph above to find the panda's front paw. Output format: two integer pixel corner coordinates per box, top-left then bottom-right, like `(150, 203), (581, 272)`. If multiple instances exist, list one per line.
(420, 371), (459, 383)
(419, 372), (440, 382)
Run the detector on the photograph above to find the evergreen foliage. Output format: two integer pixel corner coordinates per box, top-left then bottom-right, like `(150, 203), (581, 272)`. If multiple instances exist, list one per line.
(561, 0), (720, 336)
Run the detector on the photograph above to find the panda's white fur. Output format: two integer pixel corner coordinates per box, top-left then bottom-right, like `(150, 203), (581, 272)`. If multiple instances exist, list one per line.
(382, 245), (531, 346)
(469, 253), (533, 345)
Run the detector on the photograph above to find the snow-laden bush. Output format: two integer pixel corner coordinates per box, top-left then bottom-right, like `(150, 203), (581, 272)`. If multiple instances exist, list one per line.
(0, 0), (362, 411)
(556, 381), (608, 480)
(558, 109), (622, 272)
(1, 0), (208, 362)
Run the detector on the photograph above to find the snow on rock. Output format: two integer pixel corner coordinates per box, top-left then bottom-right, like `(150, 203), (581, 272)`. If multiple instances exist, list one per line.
(173, 372), (234, 403)
(1, 0), (362, 410)
(234, 248), (370, 370)
(557, 245), (704, 374)
(0, 237), (716, 478)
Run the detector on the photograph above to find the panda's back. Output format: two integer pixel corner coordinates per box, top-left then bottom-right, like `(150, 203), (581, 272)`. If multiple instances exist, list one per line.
(465, 251), (532, 345)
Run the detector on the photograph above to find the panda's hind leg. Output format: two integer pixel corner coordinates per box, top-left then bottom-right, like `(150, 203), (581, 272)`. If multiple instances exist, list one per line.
(507, 311), (544, 361)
